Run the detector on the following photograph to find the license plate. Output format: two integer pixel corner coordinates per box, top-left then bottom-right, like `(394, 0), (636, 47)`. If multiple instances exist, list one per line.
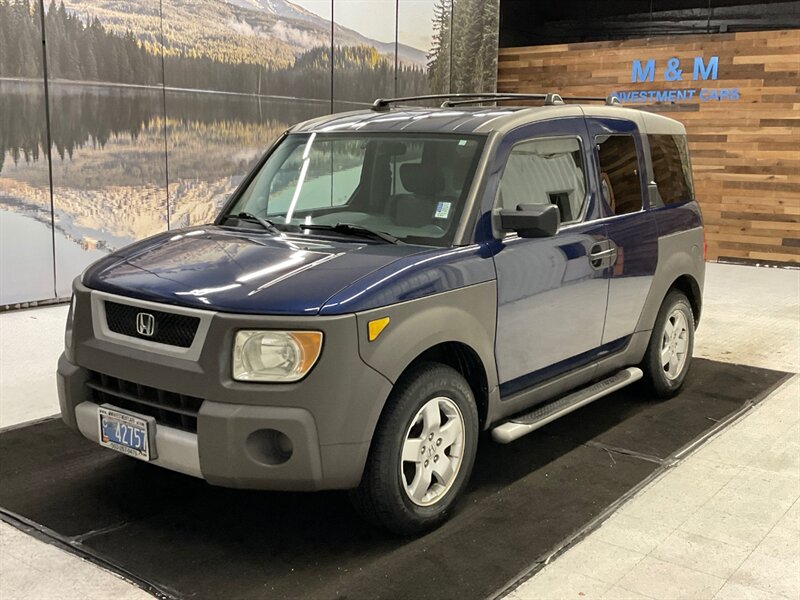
(98, 406), (154, 461)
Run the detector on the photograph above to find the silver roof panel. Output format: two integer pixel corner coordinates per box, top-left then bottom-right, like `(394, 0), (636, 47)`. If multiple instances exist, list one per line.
(291, 106), (532, 135)
(289, 104), (682, 136)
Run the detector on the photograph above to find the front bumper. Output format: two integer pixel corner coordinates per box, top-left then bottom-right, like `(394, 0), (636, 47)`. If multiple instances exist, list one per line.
(58, 282), (394, 491)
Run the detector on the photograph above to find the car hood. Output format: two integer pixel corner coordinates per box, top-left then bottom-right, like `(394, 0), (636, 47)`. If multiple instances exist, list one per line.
(83, 226), (428, 314)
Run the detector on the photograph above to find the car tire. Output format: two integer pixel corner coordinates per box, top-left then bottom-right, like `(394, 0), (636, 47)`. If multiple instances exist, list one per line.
(349, 362), (479, 536)
(642, 290), (695, 398)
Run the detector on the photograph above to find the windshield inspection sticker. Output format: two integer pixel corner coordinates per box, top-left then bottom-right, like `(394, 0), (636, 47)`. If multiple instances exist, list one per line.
(434, 201), (451, 219)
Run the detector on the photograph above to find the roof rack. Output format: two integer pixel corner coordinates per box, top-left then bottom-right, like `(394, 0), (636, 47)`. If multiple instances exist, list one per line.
(370, 92), (621, 111)
(371, 93), (507, 111)
(443, 93), (622, 107)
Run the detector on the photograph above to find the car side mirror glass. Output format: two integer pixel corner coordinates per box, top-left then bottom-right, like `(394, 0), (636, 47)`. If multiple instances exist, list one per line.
(499, 203), (560, 238)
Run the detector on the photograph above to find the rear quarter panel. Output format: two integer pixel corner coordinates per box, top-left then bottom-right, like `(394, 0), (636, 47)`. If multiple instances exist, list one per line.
(635, 201), (705, 333)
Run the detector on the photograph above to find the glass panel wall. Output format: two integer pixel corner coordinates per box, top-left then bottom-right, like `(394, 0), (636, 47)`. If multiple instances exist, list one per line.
(45, 0), (168, 297)
(0, 1), (55, 305)
(0, 0), (500, 306)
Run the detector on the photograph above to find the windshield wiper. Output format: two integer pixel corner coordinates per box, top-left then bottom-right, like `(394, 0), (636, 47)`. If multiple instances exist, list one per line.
(301, 223), (403, 245)
(223, 212), (282, 235)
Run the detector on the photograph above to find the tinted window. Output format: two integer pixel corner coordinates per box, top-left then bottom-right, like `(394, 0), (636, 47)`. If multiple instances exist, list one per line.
(498, 137), (587, 223)
(596, 134), (642, 216)
(648, 134), (695, 205)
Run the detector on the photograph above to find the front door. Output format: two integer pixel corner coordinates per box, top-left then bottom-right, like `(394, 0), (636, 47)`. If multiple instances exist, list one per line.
(489, 118), (611, 398)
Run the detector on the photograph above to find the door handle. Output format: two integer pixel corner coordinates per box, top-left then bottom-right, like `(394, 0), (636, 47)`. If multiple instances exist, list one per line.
(589, 242), (618, 269)
(589, 248), (615, 259)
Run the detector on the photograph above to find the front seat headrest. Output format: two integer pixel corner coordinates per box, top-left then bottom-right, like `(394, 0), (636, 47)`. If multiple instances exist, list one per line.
(400, 163), (444, 196)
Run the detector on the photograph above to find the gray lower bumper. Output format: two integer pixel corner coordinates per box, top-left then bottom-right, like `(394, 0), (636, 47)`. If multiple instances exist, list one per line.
(74, 401), (202, 478)
(58, 350), (382, 491)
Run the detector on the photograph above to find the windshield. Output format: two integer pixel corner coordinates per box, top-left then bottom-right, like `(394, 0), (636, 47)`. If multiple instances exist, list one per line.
(223, 132), (485, 246)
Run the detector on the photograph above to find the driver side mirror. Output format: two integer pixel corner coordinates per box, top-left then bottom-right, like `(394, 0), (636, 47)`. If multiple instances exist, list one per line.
(499, 203), (560, 238)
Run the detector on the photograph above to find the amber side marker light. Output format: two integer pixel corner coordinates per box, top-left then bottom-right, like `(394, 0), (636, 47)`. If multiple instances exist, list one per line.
(368, 317), (390, 342)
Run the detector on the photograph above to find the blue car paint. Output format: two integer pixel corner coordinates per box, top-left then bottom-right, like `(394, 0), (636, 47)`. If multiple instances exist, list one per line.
(651, 201), (704, 236)
(84, 226), (433, 315)
(474, 117), (615, 398)
(583, 117), (661, 344)
(500, 335), (631, 397)
(319, 243), (496, 315)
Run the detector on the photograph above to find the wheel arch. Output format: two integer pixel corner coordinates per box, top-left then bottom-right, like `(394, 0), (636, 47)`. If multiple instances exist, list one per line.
(356, 283), (500, 437)
(395, 341), (490, 429)
(669, 274), (702, 325)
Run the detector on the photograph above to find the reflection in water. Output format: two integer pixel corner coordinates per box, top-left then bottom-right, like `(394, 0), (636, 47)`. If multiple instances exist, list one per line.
(164, 88), (328, 230)
(0, 81), (325, 177)
(0, 80), (327, 298)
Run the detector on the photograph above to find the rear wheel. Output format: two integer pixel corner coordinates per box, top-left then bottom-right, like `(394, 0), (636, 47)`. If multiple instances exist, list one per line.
(642, 290), (695, 398)
(350, 363), (478, 535)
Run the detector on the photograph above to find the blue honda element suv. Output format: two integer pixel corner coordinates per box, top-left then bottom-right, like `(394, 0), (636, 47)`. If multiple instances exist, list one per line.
(58, 92), (705, 534)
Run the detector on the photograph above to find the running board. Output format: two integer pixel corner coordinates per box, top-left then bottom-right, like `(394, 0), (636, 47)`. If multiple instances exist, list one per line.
(491, 367), (643, 444)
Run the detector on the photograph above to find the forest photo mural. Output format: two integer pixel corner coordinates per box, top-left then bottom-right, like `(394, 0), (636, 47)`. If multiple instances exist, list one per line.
(0, 0), (499, 305)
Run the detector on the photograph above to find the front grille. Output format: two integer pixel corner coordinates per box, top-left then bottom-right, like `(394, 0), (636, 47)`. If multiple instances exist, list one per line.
(87, 371), (203, 433)
(104, 301), (200, 348)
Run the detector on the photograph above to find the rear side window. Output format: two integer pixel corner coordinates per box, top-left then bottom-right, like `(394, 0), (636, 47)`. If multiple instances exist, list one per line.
(648, 134), (695, 205)
(498, 137), (587, 224)
(596, 134), (642, 216)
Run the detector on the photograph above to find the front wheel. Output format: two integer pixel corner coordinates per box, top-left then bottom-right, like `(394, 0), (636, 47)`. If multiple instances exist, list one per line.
(349, 363), (478, 535)
(642, 290), (695, 398)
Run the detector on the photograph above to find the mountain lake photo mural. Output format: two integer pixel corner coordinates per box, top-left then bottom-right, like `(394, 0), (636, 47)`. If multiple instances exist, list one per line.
(0, 0), (499, 305)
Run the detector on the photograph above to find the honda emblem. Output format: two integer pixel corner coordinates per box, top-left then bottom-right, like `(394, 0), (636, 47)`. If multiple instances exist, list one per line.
(136, 312), (156, 337)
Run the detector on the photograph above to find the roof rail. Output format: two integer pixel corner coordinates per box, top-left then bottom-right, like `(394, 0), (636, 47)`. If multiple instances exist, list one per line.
(371, 93), (510, 111)
(371, 93), (621, 111)
(440, 93), (558, 107)
(561, 94), (622, 106)
(442, 93), (622, 107)
(441, 93), (562, 107)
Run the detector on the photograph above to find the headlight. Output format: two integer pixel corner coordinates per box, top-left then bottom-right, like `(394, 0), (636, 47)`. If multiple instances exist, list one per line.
(232, 330), (323, 382)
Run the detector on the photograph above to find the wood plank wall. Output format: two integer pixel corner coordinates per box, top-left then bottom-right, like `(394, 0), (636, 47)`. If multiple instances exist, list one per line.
(498, 30), (800, 265)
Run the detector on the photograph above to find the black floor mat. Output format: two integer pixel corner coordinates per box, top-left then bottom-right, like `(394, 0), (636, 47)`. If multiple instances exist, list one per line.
(0, 359), (788, 600)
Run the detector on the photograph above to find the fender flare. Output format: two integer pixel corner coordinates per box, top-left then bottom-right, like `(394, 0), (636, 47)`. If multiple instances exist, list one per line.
(354, 281), (500, 433)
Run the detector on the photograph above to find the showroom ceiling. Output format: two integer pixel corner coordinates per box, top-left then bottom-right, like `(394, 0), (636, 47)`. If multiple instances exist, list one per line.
(499, 0), (800, 46)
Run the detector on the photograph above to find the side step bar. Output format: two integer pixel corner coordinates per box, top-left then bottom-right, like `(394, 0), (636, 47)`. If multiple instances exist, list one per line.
(491, 367), (643, 444)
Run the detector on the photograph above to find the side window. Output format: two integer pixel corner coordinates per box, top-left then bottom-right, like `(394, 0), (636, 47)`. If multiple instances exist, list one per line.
(648, 134), (695, 205)
(498, 137), (587, 223)
(596, 134), (642, 216)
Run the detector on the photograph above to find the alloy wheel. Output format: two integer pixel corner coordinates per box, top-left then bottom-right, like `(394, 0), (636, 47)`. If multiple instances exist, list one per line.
(661, 308), (689, 380)
(400, 396), (465, 507)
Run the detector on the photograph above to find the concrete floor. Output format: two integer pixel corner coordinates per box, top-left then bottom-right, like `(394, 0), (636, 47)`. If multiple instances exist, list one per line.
(0, 262), (798, 599)
(510, 263), (800, 600)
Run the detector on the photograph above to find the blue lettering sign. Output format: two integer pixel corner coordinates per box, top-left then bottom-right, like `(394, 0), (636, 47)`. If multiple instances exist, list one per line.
(612, 87), (738, 103)
(664, 58), (683, 81)
(631, 59), (655, 83)
(693, 56), (719, 81)
(630, 56), (721, 82)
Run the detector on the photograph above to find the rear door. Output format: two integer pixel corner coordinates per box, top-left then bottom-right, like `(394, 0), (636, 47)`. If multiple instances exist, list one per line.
(586, 116), (659, 345)
(489, 117), (611, 398)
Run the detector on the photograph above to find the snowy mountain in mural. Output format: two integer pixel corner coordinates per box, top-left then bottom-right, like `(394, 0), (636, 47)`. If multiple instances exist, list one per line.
(59, 0), (428, 66)
(0, 0), (499, 305)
